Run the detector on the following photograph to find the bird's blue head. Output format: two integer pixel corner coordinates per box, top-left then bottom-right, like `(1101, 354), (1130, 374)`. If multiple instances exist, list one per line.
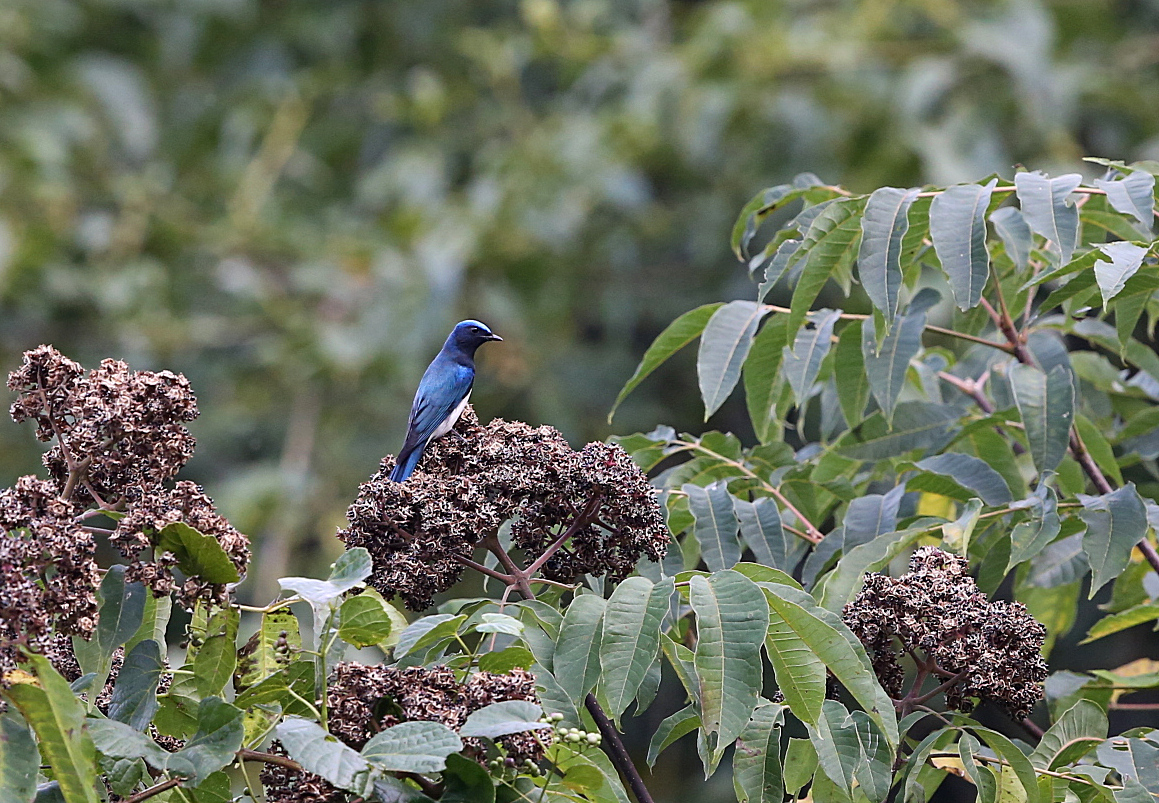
(447, 320), (503, 355)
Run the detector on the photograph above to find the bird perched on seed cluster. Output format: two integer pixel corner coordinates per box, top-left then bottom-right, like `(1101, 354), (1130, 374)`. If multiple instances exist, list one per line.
(389, 320), (503, 482)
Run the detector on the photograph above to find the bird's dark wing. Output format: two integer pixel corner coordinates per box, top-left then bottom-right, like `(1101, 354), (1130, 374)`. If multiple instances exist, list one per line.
(399, 357), (474, 454)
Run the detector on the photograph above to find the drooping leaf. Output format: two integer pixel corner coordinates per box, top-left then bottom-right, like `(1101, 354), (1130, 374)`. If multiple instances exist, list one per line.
(698, 301), (770, 418)
(833, 320), (870, 427)
(394, 614), (465, 660)
(609, 303), (723, 423)
(193, 607), (239, 699)
(836, 403), (959, 460)
(1010, 363), (1074, 475)
(156, 522), (241, 584)
(816, 526), (926, 613)
(807, 700), (860, 793)
(861, 304), (928, 425)
(842, 485), (904, 549)
(1027, 532), (1087, 588)
(1095, 171), (1154, 231)
(1014, 171), (1082, 265)
(757, 240), (803, 303)
(850, 710), (893, 802)
(930, 180), (995, 310)
(783, 308), (840, 408)
(175, 697), (245, 784)
(913, 453), (1012, 506)
(646, 706), (700, 768)
(2, 654), (100, 803)
(685, 481), (741, 572)
(762, 591), (826, 726)
(968, 727), (1041, 803)
(743, 315), (789, 443)
(96, 566), (147, 664)
(859, 187), (919, 323)
(689, 571), (769, 766)
(734, 497), (791, 570)
(276, 717), (374, 796)
(1082, 483), (1149, 598)
(599, 577), (673, 723)
(733, 703), (785, 803)
(782, 738), (819, 797)
(1093, 241), (1148, 305)
(553, 594), (606, 705)
(787, 198), (867, 343)
(1007, 487), (1062, 571)
(361, 721), (463, 773)
(1028, 700), (1106, 769)
(990, 206), (1032, 270)
(0, 712), (38, 803)
(108, 639), (162, 731)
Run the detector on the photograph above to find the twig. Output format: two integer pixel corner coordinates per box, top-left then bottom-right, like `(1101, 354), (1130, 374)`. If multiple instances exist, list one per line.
(761, 305), (1012, 354)
(1021, 717), (1045, 739)
(1108, 702), (1159, 710)
(238, 748), (302, 771)
(123, 777), (182, 803)
(526, 493), (605, 575)
(450, 553), (513, 583)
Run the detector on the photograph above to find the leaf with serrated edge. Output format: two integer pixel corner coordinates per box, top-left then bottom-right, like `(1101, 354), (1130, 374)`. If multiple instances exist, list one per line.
(698, 301), (770, 418)
(930, 181), (995, 310)
(610, 303), (723, 423)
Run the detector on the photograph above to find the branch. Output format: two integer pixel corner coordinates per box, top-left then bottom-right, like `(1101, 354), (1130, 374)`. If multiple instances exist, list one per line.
(525, 493), (604, 575)
(124, 777), (182, 803)
(450, 553), (513, 584)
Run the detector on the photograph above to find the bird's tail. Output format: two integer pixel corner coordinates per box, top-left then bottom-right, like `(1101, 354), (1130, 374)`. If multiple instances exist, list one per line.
(389, 442), (426, 483)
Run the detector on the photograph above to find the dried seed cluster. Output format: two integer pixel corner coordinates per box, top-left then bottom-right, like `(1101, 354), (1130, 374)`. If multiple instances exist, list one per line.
(261, 663), (548, 803)
(0, 477), (99, 676)
(8, 345), (198, 503)
(339, 406), (667, 610)
(843, 546), (1048, 719)
(4, 345), (250, 612)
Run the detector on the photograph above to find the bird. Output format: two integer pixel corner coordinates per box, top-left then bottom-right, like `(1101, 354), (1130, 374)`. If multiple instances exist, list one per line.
(389, 319), (503, 482)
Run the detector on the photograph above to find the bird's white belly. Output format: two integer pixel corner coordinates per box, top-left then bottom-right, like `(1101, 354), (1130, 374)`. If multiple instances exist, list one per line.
(431, 393), (471, 440)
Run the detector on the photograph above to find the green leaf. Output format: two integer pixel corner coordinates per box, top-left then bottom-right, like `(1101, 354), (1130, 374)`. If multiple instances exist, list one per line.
(156, 522), (241, 584)
(1093, 241), (1148, 305)
(762, 591), (826, 726)
(1014, 171), (1082, 265)
(834, 320), (869, 427)
(1095, 171), (1155, 231)
(685, 481), (741, 572)
(1082, 483), (1148, 598)
(991, 206), (1032, 270)
(783, 308), (840, 408)
(689, 571), (768, 766)
(474, 613), (523, 636)
(361, 721), (463, 773)
(807, 700), (860, 793)
(276, 717), (374, 796)
(87, 717), (196, 779)
(1029, 700), (1106, 769)
(757, 240), (803, 303)
(0, 712), (38, 803)
(235, 609), (300, 691)
(338, 595), (395, 648)
(930, 180), (996, 310)
(1010, 364), (1074, 475)
(441, 753), (495, 803)
(969, 727), (1041, 803)
(850, 710), (892, 802)
(734, 497), (792, 570)
(733, 703), (785, 803)
(2, 654), (100, 803)
(743, 316), (789, 443)
(1075, 414), (1123, 486)
(1081, 603), (1159, 643)
(782, 738), (818, 796)
(835, 403), (959, 460)
(787, 198), (866, 343)
(108, 639), (162, 731)
(1027, 532), (1087, 588)
(646, 706), (699, 768)
(394, 614), (466, 659)
(459, 700), (550, 739)
(193, 607), (239, 698)
(553, 594), (606, 705)
(477, 647), (535, 674)
(97, 565), (147, 663)
(178, 697), (244, 784)
(1007, 488), (1061, 571)
(698, 300), (770, 418)
(913, 453), (1012, 506)
(1096, 738), (1159, 792)
(124, 591), (171, 657)
(609, 303), (722, 423)
(761, 584), (897, 748)
(842, 485), (904, 547)
(817, 526), (926, 612)
(599, 576), (673, 723)
(859, 187), (919, 323)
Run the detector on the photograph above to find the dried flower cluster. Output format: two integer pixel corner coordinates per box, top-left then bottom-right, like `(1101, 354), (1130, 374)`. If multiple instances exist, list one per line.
(0, 477), (99, 676)
(339, 406), (668, 610)
(4, 345), (250, 612)
(113, 481), (250, 608)
(843, 546), (1048, 718)
(261, 663), (547, 803)
(8, 345), (198, 503)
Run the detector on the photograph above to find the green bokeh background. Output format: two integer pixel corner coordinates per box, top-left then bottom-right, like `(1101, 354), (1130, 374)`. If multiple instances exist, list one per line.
(2, 1), (1158, 798)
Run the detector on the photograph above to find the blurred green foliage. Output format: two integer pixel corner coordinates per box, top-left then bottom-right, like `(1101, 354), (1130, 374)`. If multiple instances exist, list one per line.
(2, 0), (1159, 600)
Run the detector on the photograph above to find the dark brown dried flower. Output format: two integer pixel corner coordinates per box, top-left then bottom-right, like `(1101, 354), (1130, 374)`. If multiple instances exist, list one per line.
(8, 346), (198, 504)
(326, 662), (549, 762)
(113, 481), (250, 608)
(0, 477), (99, 676)
(842, 546), (1048, 719)
(339, 406), (667, 610)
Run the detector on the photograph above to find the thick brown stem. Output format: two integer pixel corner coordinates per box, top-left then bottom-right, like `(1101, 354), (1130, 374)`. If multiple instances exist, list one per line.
(124, 777), (182, 803)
